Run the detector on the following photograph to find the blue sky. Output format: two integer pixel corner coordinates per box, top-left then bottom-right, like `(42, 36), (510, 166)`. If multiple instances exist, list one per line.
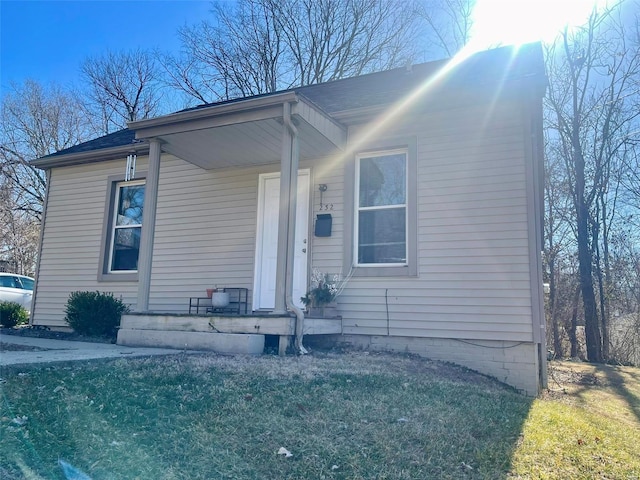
(1, 0), (211, 93)
(2, 0), (629, 96)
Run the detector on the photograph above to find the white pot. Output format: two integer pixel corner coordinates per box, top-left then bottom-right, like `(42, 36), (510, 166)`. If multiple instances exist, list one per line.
(211, 292), (230, 308)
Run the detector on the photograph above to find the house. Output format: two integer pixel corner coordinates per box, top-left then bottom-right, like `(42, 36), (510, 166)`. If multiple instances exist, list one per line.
(30, 43), (547, 395)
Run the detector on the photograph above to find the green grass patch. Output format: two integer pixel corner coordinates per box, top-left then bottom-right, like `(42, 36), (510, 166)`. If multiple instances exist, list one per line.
(509, 361), (640, 479)
(1, 354), (638, 479)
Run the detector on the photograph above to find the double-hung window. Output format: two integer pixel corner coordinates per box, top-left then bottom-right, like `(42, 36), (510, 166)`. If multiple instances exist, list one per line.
(356, 149), (408, 266)
(108, 180), (145, 272)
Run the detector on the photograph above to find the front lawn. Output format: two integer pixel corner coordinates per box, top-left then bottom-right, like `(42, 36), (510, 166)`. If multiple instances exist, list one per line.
(1, 353), (638, 479)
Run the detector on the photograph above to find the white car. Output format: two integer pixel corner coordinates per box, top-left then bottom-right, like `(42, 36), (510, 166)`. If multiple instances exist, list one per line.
(0, 273), (35, 316)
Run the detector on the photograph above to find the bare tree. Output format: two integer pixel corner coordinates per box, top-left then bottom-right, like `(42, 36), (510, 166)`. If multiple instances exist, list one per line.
(0, 179), (40, 276)
(545, 4), (640, 362)
(415, 0), (475, 58)
(81, 49), (163, 133)
(543, 137), (576, 358)
(170, 0), (284, 101)
(0, 80), (89, 274)
(272, 0), (418, 86)
(166, 0), (419, 103)
(0, 80), (90, 220)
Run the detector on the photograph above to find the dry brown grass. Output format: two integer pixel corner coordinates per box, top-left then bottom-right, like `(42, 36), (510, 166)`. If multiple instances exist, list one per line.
(2, 353), (638, 479)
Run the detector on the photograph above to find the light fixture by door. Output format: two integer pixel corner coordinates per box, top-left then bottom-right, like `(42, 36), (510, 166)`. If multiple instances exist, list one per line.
(318, 184), (327, 208)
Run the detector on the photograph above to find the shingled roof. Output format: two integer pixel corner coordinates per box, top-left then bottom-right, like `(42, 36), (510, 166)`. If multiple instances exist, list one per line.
(36, 42), (545, 164)
(42, 128), (139, 158)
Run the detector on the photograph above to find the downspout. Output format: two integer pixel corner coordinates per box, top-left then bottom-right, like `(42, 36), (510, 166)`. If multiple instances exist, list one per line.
(283, 101), (307, 354)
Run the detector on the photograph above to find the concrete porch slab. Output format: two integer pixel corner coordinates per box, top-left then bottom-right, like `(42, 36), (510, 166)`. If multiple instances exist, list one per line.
(117, 329), (265, 355)
(120, 313), (342, 336)
(118, 313), (341, 356)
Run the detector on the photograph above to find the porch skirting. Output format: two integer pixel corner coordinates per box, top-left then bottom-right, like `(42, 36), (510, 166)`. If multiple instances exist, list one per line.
(340, 334), (541, 396)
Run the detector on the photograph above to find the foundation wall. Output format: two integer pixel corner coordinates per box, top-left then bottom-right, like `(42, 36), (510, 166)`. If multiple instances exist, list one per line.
(341, 334), (540, 395)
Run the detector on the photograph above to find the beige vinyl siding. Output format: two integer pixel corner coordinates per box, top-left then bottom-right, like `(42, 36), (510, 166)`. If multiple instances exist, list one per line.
(34, 97), (536, 344)
(34, 155), (276, 324)
(148, 156), (335, 312)
(149, 157), (269, 312)
(330, 100), (535, 342)
(34, 153), (330, 324)
(309, 156), (345, 270)
(32, 159), (149, 327)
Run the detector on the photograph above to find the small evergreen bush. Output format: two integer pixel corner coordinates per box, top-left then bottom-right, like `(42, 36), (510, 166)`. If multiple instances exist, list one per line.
(0, 301), (29, 328)
(64, 291), (129, 339)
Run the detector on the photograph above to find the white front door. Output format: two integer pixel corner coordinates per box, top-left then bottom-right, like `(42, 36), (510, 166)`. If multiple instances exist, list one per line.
(254, 170), (309, 310)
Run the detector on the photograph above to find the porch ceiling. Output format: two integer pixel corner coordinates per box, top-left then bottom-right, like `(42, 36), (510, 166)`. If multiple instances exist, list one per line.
(129, 93), (347, 170)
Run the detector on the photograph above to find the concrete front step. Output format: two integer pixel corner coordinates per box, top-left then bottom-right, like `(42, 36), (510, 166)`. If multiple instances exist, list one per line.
(117, 329), (265, 355)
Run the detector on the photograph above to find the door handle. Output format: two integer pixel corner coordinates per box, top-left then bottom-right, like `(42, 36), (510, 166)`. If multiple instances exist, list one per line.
(302, 248), (306, 253)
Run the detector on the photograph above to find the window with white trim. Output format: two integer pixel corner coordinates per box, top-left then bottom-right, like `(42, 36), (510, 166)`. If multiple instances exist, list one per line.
(355, 149), (407, 266)
(108, 180), (145, 272)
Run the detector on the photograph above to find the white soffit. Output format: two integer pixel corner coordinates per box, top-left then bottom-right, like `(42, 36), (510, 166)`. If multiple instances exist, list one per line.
(132, 95), (346, 170)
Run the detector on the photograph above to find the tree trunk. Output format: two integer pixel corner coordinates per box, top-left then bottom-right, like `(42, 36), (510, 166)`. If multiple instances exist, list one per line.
(576, 203), (602, 362)
(569, 284), (581, 358)
(594, 235), (610, 361)
(549, 257), (563, 358)
(600, 195), (611, 360)
(572, 93), (602, 362)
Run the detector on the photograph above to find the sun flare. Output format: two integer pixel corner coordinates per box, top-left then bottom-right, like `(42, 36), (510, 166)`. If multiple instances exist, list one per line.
(467, 0), (603, 51)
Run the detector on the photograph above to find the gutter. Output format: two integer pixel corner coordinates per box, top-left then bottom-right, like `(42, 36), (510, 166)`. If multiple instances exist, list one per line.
(282, 101), (307, 354)
(129, 91), (300, 131)
(30, 142), (149, 170)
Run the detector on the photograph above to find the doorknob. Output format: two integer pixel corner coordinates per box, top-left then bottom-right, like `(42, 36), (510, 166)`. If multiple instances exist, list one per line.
(303, 239), (307, 244)
(302, 248), (306, 253)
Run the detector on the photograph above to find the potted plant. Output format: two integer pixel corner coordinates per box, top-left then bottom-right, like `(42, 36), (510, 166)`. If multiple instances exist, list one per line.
(301, 270), (340, 317)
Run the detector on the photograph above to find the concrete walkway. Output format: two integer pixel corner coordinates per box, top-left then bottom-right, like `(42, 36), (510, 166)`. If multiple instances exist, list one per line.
(0, 333), (200, 366)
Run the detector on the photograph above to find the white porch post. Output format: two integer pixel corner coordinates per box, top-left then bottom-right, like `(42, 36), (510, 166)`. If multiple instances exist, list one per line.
(284, 106), (300, 304)
(274, 104), (295, 314)
(136, 138), (161, 312)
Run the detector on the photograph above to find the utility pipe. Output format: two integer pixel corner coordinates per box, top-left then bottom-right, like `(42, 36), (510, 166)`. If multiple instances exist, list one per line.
(282, 102), (307, 354)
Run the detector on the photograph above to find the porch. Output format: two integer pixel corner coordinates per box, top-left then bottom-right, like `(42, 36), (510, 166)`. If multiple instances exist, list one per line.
(117, 312), (342, 356)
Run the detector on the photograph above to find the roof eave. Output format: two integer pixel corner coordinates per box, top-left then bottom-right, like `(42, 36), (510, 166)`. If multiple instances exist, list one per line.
(31, 142), (150, 169)
(129, 91), (300, 137)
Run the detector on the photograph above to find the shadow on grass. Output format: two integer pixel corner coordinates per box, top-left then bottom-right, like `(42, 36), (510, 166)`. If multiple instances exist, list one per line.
(551, 361), (640, 423)
(595, 364), (640, 423)
(1, 354), (536, 479)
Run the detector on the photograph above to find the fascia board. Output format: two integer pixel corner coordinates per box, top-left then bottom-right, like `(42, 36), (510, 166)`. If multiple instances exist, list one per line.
(129, 91), (300, 138)
(30, 143), (150, 169)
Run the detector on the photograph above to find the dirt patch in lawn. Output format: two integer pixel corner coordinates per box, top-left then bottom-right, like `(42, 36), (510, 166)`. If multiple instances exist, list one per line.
(546, 361), (601, 389)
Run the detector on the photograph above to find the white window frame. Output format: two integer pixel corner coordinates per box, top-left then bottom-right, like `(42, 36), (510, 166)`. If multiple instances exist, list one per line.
(97, 171), (147, 282)
(354, 148), (408, 267)
(107, 179), (145, 274)
(343, 137), (417, 278)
